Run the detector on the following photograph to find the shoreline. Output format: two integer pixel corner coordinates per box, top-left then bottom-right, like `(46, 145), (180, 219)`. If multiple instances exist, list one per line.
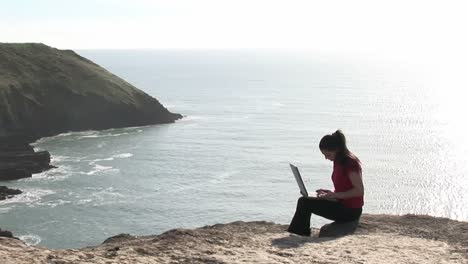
(1, 214), (466, 263)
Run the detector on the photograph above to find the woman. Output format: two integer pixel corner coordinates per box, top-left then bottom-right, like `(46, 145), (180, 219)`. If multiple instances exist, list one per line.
(287, 130), (364, 236)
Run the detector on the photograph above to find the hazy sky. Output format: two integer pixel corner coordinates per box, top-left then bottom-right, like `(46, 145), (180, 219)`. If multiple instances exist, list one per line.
(1, 0), (467, 56)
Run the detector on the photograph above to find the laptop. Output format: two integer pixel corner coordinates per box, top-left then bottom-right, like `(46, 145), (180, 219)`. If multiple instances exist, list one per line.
(289, 163), (309, 197)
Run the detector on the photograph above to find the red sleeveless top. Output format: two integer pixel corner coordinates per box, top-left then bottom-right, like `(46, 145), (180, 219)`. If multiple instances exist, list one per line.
(332, 157), (364, 208)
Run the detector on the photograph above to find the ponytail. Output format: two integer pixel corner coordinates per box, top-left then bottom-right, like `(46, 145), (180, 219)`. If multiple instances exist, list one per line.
(319, 129), (351, 164)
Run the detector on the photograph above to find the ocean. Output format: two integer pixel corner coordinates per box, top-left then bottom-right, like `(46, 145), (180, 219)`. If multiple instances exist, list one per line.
(1, 50), (466, 249)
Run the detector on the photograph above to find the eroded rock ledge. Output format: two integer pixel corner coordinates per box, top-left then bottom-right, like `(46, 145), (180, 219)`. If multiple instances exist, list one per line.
(0, 135), (55, 181)
(0, 186), (22, 200)
(0, 214), (466, 264)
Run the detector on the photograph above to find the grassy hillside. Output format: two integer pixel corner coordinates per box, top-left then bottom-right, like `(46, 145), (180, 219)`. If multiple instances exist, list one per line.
(0, 43), (181, 139)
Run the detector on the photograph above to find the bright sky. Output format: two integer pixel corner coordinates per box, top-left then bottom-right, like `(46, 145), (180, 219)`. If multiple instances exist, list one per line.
(1, 0), (467, 55)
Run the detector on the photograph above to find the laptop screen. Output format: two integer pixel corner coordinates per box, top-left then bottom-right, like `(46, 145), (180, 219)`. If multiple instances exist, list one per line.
(289, 164), (308, 197)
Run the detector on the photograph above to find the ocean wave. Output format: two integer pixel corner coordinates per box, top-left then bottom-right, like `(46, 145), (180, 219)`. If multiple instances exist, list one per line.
(82, 187), (126, 206)
(83, 153), (133, 175)
(51, 155), (67, 163)
(88, 153), (134, 164)
(84, 164), (118, 176)
(123, 125), (151, 130)
(26, 165), (73, 182)
(33, 146), (43, 152)
(0, 189), (55, 206)
(32, 128), (145, 145)
(77, 129), (143, 139)
(113, 153), (133, 158)
(55, 132), (75, 137)
(76, 198), (93, 205)
(19, 234), (42, 246)
(51, 155), (87, 163)
(37, 199), (72, 208)
(31, 131), (75, 145)
(79, 133), (129, 139)
(92, 187), (125, 198)
(177, 115), (209, 122)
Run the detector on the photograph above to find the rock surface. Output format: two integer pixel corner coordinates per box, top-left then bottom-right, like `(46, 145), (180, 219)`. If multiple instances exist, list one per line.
(0, 214), (466, 263)
(0, 185), (22, 200)
(0, 43), (182, 139)
(0, 229), (18, 239)
(0, 135), (54, 180)
(319, 219), (359, 237)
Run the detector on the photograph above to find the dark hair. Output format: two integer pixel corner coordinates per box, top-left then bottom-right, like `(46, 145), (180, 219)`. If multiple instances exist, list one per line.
(319, 130), (353, 164)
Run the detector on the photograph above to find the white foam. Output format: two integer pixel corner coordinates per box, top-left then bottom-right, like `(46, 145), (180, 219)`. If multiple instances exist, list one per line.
(78, 134), (101, 138)
(80, 132), (127, 138)
(88, 153), (134, 164)
(0, 189), (55, 206)
(177, 115), (208, 122)
(94, 187), (124, 197)
(77, 129), (143, 139)
(122, 125), (150, 130)
(113, 153), (133, 158)
(89, 157), (113, 164)
(77, 130), (97, 136)
(51, 155), (66, 163)
(38, 199), (72, 208)
(77, 130), (107, 139)
(27, 165), (73, 182)
(19, 234), (42, 246)
(86, 187), (126, 206)
(50, 155), (86, 163)
(33, 146), (43, 152)
(85, 164), (118, 175)
(31, 131), (76, 145)
(55, 132), (75, 137)
(76, 199), (93, 205)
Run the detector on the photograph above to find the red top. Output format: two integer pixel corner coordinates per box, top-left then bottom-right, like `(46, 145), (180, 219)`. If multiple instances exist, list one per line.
(332, 157), (364, 208)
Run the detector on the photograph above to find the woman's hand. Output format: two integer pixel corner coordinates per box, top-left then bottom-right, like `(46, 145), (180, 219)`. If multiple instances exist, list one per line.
(317, 191), (338, 200)
(315, 189), (331, 197)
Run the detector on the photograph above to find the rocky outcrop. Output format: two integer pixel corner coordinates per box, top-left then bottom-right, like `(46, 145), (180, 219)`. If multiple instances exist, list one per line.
(0, 43), (182, 140)
(0, 135), (55, 180)
(0, 214), (466, 263)
(319, 219), (359, 237)
(0, 228), (18, 239)
(0, 43), (182, 181)
(0, 186), (22, 200)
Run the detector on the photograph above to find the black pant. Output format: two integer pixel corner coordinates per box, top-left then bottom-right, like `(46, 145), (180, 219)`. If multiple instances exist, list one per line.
(287, 196), (362, 236)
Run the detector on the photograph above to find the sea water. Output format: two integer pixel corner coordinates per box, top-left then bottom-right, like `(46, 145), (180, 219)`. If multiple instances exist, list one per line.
(1, 50), (466, 249)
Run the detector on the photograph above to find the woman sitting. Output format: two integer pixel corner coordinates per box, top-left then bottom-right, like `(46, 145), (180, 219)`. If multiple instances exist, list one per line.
(287, 130), (364, 236)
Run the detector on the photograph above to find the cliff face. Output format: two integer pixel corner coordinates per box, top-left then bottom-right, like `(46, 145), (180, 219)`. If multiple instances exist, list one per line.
(0, 214), (466, 264)
(0, 43), (182, 139)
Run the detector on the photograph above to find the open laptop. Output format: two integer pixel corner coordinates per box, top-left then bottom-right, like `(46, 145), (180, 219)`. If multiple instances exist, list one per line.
(289, 163), (309, 197)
